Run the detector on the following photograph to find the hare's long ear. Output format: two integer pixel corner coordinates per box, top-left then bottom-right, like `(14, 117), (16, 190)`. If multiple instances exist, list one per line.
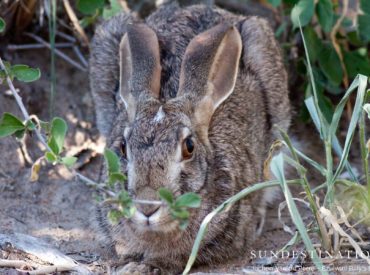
(178, 23), (242, 129)
(119, 24), (161, 122)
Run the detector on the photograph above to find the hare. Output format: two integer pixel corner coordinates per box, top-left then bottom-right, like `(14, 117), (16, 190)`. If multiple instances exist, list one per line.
(89, 3), (290, 274)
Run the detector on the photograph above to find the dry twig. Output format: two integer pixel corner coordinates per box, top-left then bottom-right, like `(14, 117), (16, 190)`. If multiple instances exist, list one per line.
(24, 32), (87, 71)
(8, 43), (74, 50)
(62, 0), (89, 46)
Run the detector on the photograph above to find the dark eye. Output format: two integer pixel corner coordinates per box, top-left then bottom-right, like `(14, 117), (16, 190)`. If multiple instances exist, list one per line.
(120, 139), (127, 159)
(182, 136), (194, 160)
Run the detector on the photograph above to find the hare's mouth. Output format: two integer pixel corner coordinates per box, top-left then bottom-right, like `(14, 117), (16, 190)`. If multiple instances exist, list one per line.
(129, 208), (178, 233)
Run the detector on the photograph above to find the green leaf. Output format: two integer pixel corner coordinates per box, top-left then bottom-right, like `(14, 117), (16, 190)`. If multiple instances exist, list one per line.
(344, 50), (370, 79)
(358, 15), (370, 42)
(13, 129), (25, 139)
(61, 156), (77, 168)
(48, 137), (59, 156)
(25, 120), (36, 131)
(316, 0), (333, 33)
(118, 190), (133, 206)
(175, 193), (201, 208)
(361, 0), (370, 14)
(102, 0), (123, 19)
(45, 151), (57, 163)
(303, 27), (322, 62)
(104, 148), (120, 174)
(158, 188), (174, 205)
(0, 113), (25, 138)
(267, 0), (282, 7)
(291, 0), (315, 29)
(318, 44), (343, 86)
(11, 65), (41, 83)
(122, 205), (136, 218)
(108, 209), (124, 224)
(48, 118), (67, 155)
(109, 172), (126, 183)
(77, 0), (104, 15)
(171, 209), (190, 219)
(0, 17), (5, 33)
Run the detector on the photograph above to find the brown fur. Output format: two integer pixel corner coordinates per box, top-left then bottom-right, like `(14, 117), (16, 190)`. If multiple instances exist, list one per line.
(89, 4), (290, 274)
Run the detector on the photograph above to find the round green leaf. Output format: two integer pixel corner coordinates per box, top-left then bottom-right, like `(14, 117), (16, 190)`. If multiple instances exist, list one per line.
(158, 188), (174, 205)
(303, 27), (322, 63)
(344, 50), (370, 79)
(122, 206), (136, 218)
(291, 0), (315, 29)
(0, 17), (5, 33)
(45, 151), (57, 163)
(358, 15), (370, 43)
(318, 44), (343, 86)
(61, 156), (77, 168)
(171, 209), (190, 219)
(0, 113), (25, 138)
(48, 117), (68, 155)
(108, 209), (124, 224)
(109, 172), (126, 183)
(175, 193), (201, 208)
(316, 0), (333, 33)
(118, 190), (133, 206)
(104, 148), (120, 174)
(77, 0), (104, 15)
(11, 65), (41, 83)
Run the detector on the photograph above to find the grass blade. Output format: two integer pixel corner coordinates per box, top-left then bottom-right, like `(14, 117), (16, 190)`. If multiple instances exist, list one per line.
(270, 153), (327, 274)
(332, 75), (368, 180)
(299, 21), (326, 139)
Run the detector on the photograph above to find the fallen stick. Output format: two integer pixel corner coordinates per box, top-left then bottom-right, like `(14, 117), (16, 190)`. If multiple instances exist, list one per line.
(8, 43), (74, 50)
(24, 32), (87, 71)
(0, 233), (92, 275)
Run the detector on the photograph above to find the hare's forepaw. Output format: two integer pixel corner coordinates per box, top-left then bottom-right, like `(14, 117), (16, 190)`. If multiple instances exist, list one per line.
(116, 262), (161, 275)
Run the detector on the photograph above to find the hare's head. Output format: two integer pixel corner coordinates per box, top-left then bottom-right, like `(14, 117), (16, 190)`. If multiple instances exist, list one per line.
(113, 23), (242, 235)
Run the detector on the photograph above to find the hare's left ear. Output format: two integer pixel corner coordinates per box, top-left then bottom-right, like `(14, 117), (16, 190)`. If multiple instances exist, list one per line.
(178, 23), (242, 127)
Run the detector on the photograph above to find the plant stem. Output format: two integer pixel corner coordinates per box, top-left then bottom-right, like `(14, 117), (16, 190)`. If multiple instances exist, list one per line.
(324, 140), (334, 207)
(359, 110), (370, 207)
(48, 0), (57, 119)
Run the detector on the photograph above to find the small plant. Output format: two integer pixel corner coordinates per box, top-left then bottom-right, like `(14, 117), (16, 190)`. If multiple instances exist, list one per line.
(0, 57), (201, 230)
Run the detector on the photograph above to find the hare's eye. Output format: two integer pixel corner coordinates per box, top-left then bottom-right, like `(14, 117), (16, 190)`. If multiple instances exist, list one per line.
(182, 136), (194, 160)
(120, 139), (127, 159)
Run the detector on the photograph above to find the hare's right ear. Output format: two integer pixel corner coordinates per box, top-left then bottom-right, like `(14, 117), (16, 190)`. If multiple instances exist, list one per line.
(119, 24), (161, 122)
(178, 23), (242, 134)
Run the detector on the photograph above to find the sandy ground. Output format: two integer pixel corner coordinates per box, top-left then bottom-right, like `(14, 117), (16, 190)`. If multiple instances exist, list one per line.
(0, 48), (369, 274)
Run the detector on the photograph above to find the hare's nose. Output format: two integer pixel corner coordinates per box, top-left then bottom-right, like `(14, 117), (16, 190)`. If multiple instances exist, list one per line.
(137, 205), (160, 218)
